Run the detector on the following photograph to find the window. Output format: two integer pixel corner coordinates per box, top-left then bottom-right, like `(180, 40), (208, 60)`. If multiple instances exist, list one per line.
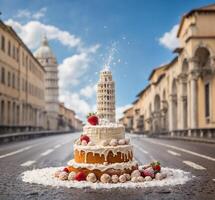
(8, 41), (11, 56)
(205, 83), (210, 118)
(1, 67), (5, 84)
(1, 35), (5, 51)
(12, 73), (15, 88)
(8, 72), (11, 87)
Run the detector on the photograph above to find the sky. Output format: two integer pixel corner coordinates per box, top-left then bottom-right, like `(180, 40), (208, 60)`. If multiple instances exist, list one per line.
(0, 0), (214, 121)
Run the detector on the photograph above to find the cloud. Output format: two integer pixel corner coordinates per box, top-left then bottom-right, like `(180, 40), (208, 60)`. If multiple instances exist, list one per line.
(159, 24), (179, 50)
(32, 7), (47, 20)
(5, 19), (81, 49)
(16, 7), (47, 20)
(5, 16), (100, 121)
(116, 104), (132, 120)
(80, 84), (97, 98)
(59, 92), (95, 120)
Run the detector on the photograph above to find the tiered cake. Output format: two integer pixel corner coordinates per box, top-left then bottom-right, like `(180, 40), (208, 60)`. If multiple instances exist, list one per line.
(67, 67), (138, 180)
(55, 67), (163, 183)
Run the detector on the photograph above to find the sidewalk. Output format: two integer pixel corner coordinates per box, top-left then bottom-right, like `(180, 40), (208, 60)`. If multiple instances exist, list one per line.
(0, 130), (73, 144)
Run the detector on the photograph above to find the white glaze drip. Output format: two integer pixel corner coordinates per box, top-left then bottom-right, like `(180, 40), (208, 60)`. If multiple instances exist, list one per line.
(68, 159), (138, 172)
(74, 144), (133, 163)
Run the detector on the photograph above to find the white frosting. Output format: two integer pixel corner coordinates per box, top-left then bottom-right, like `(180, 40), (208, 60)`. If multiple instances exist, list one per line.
(68, 159), (138, 172)
(83, 123), (125, 144)
(74, 144), (133, 163)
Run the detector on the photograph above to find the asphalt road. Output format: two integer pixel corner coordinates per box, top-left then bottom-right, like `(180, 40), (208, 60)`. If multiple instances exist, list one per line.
(0, 132), (214, 200)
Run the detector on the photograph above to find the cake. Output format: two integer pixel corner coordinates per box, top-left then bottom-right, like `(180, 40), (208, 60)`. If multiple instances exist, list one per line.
(67, 67), (138, 179)
(55, 66), (164, 183)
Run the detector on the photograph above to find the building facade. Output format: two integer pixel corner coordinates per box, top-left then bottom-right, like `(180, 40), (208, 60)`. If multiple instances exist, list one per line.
(59, 102), (76, 131)
(34, 36), (59, 130)
(0, 20), (46, 133)
(121, 4), (215, 137)
(97, 68), (116, 122)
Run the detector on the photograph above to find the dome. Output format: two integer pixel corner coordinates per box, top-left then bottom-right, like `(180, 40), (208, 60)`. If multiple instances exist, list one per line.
(34, 35), (56, 59)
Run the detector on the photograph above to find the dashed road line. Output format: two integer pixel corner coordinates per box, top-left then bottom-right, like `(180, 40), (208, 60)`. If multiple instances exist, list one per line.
(167, 150), (181, 156)
(212, 179), (215, 182)
(0, 146), (33, 159)
(54, 144), (62, 149)
(21, 160), (36, 167)
(145, 139), (215, 162)
(183, 160), (206, 170)
(133, 145), (149, 154)
(40, 149), (54, 156)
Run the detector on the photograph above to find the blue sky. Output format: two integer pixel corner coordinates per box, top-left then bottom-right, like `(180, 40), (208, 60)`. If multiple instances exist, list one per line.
(0, 0), (214, 120)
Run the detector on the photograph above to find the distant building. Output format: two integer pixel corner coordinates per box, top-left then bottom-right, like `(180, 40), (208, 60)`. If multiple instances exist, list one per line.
(34, 36), (59, 130)
(121, 4), (215, 136)
(58, 102), (75, 131)
(0, 20), (46, 133)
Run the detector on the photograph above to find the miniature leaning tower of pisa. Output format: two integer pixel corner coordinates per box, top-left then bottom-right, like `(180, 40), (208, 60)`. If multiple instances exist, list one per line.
(97, 67), (116, 122)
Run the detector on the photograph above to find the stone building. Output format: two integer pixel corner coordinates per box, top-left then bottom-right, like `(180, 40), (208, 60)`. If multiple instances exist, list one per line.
(34, 36), (59, 130)
(97, 67), (116, 122)
(58, 102), (81, 131)
(0, 20), (46, 133)
(121, 4), (215, 137)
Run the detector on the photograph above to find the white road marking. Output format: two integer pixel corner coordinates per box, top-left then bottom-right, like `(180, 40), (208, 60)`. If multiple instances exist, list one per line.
(54, 144), (62, 149)
(21, 160), (36, 167)
(133, 145), (148, 154)
(146, 140), (215, 162)
(40, 149), (54, 156)
(0, 146), (33, 159)
(212, 179), (215, 182)
(183, 160), (206, 170)
(167, 150), (181, 156)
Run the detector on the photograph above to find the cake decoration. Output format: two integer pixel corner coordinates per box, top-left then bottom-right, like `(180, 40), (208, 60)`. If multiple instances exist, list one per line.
(21, 64), (192, 189)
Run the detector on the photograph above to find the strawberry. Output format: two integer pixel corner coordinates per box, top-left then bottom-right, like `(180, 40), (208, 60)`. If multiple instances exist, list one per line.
(142, 167), (155, 178)
(80, 135), (90, 144)
(75, 171), (86, 181)
(151, 161), (161, 173)
(87, 112), (99, 125)
(63, 167), (69, 173)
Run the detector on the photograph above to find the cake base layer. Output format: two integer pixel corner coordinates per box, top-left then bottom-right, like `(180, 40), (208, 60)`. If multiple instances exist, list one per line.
(67, 159), (138, 178)
(74, 144), (133, 164)
(74, 150), (133, 164)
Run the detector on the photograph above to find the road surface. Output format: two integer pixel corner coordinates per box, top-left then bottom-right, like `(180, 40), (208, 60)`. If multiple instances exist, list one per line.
(0, 132), (214, 200)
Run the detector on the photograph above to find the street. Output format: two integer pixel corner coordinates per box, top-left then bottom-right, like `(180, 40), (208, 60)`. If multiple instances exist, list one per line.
(0, 132), (214, 200)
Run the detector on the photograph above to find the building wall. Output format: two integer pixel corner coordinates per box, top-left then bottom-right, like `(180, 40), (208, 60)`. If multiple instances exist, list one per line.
(122, 7), (215, 134)
(0, 21), (46, 131)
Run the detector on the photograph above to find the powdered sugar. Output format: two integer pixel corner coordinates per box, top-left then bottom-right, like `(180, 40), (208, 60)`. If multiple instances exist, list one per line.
(22, 167), (192, 189)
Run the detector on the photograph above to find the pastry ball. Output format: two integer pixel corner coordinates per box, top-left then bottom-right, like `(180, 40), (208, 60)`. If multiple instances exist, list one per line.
(145, 176), (152, 181)
(119, 175), (127, 183)
(111, 175), (119, 183)
(137, 176), (145, 182)
(86, 173), (97, 183)
(59, 171), (68, 181)
(100, 173), (111, 183)
(131, 170), (141, 178)
(131, 177), (138, 182)
(101, 140), (109, 146)
(124, 173), (131, 181)
(109, 139), (118, 146)
(118, 139), (126, 145)
(68, 172), (76, 181)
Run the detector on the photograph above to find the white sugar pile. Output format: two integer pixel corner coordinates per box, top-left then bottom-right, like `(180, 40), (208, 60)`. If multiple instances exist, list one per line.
(21, 167), (192, 189)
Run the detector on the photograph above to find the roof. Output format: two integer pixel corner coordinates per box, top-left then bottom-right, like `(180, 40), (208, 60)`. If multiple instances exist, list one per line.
(132, 99), (139, 105)
(34, 35), (56, 59)
(136, 84), (151, 97)
(0, 20), (45, 72)
(177, 3), (215, 37)
(123, 106), (133, 114)
(148, 64), (167, 81)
